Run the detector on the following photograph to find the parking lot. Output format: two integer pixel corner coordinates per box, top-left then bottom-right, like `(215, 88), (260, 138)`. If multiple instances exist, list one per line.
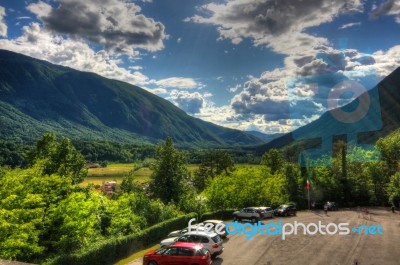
(131, 208), (400, 265)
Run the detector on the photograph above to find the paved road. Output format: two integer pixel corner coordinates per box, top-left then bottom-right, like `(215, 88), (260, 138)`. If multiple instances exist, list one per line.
(132, 209), (400, 265)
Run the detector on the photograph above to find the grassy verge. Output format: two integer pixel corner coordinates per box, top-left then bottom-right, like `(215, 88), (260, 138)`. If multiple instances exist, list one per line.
(113, 243), (159, 265)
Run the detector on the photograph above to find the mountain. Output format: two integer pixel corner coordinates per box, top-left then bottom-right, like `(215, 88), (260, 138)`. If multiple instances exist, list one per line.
(246, 131), (285, 143)
(0, 49), (264, 148)
(257, 66), (400, 155)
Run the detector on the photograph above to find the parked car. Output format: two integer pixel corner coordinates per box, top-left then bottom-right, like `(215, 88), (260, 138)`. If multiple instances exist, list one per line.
(160, 231), (224, 258)
(143, 242), (212, 265)
(201, 219), (227, 238)
(259, 207), (274, 218)
(233, 207), (261, 222)
(274, 204), (297, 217)
(168, 225), (206, 238)
(327, 201), (338, 211)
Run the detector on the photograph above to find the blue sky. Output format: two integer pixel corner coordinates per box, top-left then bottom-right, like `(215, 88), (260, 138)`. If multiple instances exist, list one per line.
(0, 0), (399, 134)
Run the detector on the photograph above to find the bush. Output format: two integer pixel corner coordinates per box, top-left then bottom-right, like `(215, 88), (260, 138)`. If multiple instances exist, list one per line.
(46, 212), (197, 265)
(200, 209), (236, 221)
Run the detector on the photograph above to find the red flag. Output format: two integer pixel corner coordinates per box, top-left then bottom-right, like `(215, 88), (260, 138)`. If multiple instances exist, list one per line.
(306, 175), (310, 190)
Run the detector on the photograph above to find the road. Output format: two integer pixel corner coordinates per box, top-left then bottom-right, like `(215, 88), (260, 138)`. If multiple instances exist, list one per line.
(130, 208), (400, 265)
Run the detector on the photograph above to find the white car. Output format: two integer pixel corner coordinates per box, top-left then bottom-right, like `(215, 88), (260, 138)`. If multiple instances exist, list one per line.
(201, 219), (227, 238)
(259, 207), (274, 219)
(167, 225), (206, 238)
(160, 231), (224, 258)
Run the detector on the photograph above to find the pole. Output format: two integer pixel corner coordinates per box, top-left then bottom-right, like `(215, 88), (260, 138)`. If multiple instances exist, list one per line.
(308, 186), (310, 210)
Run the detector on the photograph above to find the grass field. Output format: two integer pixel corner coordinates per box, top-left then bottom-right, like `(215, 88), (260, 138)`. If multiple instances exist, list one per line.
(84, 163), (150, 185)
(83, 163), (201, 185)
(84, 163), (261, 186)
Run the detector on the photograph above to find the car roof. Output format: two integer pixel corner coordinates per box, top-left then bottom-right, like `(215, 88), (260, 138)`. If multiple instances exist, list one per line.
(203, 220), (224, 223)
(183, 230), (217, 237)
(172, 242), (204, 249)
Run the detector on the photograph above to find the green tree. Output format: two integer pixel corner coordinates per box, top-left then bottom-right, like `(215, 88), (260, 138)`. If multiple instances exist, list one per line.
(377, 129), (400, 175)
(31, 133), (87, 184)
(193, 150), (234, 191)
(204, 167), (289, 210)
(48, 191), (102, 252)
(387, 172), (400, 207)
(261, 149), (285, 174)
(148, 137), (187, 203)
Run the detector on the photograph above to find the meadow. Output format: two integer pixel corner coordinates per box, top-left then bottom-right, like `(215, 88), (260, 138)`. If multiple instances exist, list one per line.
(84, 163), (201, 185)
(84, 163), (260, 186)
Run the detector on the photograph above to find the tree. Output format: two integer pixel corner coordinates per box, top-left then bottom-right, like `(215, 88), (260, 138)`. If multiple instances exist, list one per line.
(193, 150), (234, 191)
(148, 137), (187, 203)
(30, 133), (87, 184)
(120, 171), (143, 194)
(387, 172), (400, 207)
(261, 149), (285, 174)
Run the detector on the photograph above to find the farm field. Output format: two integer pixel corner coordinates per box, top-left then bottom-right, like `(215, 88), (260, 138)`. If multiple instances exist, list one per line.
(83, 163), (262, 186)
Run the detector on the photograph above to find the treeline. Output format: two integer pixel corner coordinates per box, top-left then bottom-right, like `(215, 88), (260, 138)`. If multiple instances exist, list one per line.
(0, 139), (261, 168)
(202, 129), (400, 209)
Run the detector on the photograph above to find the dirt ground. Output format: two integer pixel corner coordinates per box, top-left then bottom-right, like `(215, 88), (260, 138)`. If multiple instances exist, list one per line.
(130, 208), (400, 265)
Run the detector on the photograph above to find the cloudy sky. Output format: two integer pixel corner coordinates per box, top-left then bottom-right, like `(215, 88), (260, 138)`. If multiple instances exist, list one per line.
(0, 0), (399, 134)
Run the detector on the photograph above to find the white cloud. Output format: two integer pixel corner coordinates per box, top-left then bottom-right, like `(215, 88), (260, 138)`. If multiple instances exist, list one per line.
(339, 22), (361, 29)
(27, 0), (167, 56)
(17, 16), (32, 20)
(177, 37), (182, 43)
(229, 84), (241, 93)
(371, 45), (400, 77)
(0, 23), (149, 85)
(144, 87), (167, 95)
(0, 6), (7, 37)
(167, 90), (210, 114)
(153, 77), (201, 89)
(129, 65), (143, 71)
(186, 0), (363, 56)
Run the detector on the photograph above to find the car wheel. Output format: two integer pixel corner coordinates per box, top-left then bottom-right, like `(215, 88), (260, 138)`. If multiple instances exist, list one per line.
(148, 261), (158, 265)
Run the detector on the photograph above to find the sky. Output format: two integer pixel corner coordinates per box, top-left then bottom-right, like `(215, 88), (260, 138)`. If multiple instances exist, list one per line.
(0, 0), (399, 134)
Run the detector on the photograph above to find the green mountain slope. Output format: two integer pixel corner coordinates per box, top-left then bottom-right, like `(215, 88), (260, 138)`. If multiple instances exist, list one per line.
(0, 49), (264, 147)
(257, 66), (400, 154)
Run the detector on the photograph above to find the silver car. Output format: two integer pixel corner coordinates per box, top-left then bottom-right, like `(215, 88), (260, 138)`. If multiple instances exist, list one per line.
(259, 206), (274, 219)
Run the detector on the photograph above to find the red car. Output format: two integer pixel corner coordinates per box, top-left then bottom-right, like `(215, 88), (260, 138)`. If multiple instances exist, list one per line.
(143, 242), (212, 265)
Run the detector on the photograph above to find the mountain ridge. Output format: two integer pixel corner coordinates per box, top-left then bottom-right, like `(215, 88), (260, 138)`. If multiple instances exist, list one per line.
(0, 49), (264, 148)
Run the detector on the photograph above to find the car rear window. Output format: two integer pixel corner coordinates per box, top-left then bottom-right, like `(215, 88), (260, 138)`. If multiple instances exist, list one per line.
(211, 234), (221, 243)
(196, 248), (210, 256)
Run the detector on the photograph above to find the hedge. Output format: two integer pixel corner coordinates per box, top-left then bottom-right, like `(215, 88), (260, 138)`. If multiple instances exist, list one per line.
(200, 209), (236, 221)
(45, 212), (197, 265)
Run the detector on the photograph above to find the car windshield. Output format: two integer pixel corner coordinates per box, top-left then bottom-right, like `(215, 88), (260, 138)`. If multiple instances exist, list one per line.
(155, 248), (167, 255)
